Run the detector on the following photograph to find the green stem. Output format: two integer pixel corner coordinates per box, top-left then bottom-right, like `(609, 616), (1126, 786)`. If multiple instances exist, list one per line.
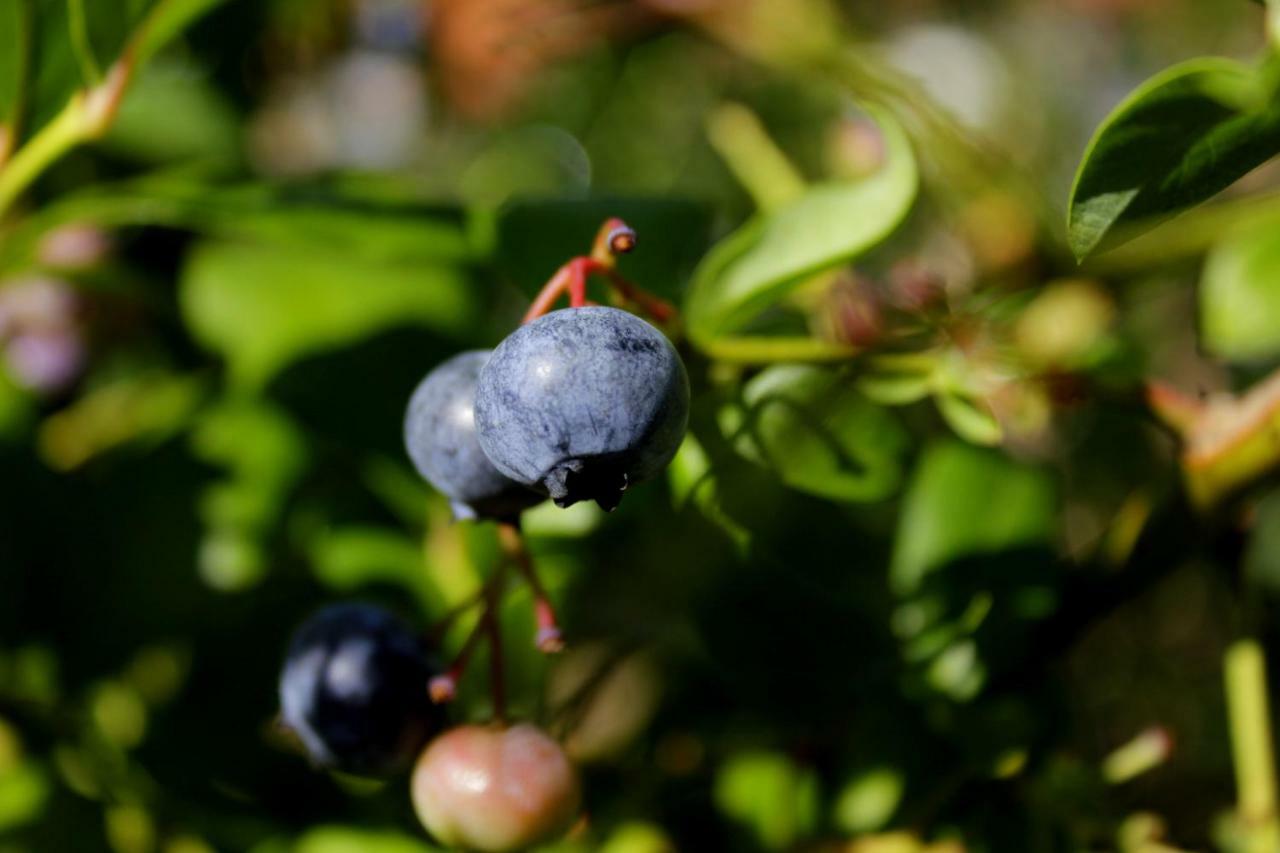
(0, 0), (215, 220)
(1225, 639), (1280, 853)
(696, 335), (859, 364)
(0, 0), (33, 171)
(0, 97), (92, 219)
(705, 103), (807, 212)
(67, 0), (103, 85)
(0, 47), (132, 221)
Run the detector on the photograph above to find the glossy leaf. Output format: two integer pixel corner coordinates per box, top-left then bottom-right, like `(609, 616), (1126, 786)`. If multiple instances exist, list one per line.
(685, 107), (917, 342)
(724, 364), (909, 502)
(179, 239), (477, 388)
(1200, 216), (1280, 361)
(1068, 57), (1280, 260)
(891, 442), (1055, 595)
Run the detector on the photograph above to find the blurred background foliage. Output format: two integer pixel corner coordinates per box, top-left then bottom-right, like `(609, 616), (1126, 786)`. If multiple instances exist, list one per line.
(3, 0), (1280, 851)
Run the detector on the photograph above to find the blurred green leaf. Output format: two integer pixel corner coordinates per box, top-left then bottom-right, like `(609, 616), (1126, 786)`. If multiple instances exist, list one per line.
(105, 804), (155, 853)
(891, 442), (1055, 595)
(935, 391), (1003, 447)
(1245, 488), (1280, 591)
(725, 364), (909, 502)
(714, 751), (819, 850)
(197, 527), (266, 591)
(37, 372), (204, 470)
(599, 822), (677, 853)
(0, 762), (48, 832)
(685, 107), (916, 342)
(191, 398), (306, 532)
(20, 0), (225, 142)
(459, 125), (591, 207)
(833, 767), (905, 833)
(3, 177), (475, 270)
(91, 682), (148, 749)
(668, 432), (751, 552)
(131, 0), (229, 66)
(308, 526), (440, 610)
(180, 239), (476, 388)
(1200, 215), (1280, 361)
(0, 368), (34, 441)
(105, 61), (239, 166)
(294, 826), (439, 853)
(7, 646), (59, 706)
(1068, 57), (1280, 260)
(858, 369), (934, 406)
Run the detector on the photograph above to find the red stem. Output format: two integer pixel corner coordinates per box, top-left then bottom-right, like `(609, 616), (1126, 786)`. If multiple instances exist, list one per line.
(498, 521), (564, 653)
(520, 218), (675, 325)
(429, 613), (488, 704)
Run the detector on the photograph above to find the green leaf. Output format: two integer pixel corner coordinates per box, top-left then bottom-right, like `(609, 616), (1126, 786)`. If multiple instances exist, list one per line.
(1068, 57), (1280, 260)
(668, 432), (751, 552)
(1200, 215), (1280, 361)
(1245, 488), (1280, 591)
(104, 61), (240, 166)
(832, 767), (904, 834)
(179, 238), (477, 388)
(714, 751), (819, 850)
(309, 526), (439, 608)
(725, 364), (909, 502)
(685, 107), (916, 342)
(935, 390), (1003, 446)
(36, 372), (204, 470)
(131, 0), (228, 65)
(25, 0), (145, 135)
(891, 442), (1055, 595)
(1, 176), (475, 271)
(294, 826), (439, 853)
(0, 0), (228, 214)
(0, 763), (49, 832)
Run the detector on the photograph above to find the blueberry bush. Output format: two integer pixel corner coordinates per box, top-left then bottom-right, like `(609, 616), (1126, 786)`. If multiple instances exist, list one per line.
(4, 0), (1280, 851)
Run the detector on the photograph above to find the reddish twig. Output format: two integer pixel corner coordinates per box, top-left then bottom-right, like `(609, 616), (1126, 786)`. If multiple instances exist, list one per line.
(429, 611), (489, 703)
(521, 218), (675, 324)
(498, 520), (564, 653)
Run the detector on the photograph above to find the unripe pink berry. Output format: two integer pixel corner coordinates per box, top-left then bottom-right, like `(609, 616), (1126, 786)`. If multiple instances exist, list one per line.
(411, 723), (580, 852)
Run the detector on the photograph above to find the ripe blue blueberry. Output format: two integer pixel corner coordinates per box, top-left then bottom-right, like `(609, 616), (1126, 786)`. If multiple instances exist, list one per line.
(279, 603), (441, 776)
(404, 350), (542, 521)
(474, 307), (689, 510)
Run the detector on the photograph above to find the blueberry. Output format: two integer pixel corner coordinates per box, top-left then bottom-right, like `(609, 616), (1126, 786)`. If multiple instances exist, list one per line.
(279, 603), (442, 776)
(474, 307), (689, 510)
(404, 350), (542, 521)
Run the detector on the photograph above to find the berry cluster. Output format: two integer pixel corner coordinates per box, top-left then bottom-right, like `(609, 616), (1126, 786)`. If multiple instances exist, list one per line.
(277, 220), (687, 851)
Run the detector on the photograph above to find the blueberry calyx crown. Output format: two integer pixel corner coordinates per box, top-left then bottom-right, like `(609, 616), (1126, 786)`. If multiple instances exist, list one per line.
(544, 458), (629, 511)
